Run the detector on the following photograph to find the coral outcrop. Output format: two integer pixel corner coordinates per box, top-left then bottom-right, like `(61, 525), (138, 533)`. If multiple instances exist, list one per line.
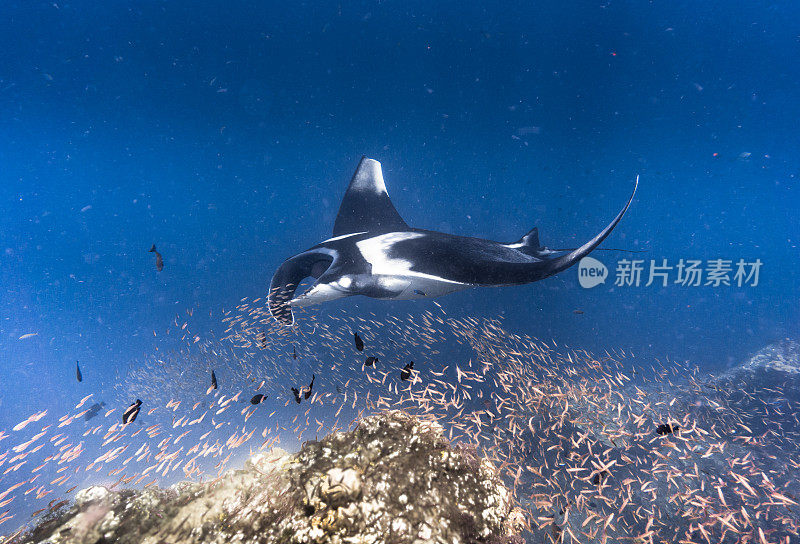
(18, 411), (522, 544)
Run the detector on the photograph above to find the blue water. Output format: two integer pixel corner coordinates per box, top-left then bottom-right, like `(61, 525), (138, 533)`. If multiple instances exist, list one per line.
(1, 0), (798, 481)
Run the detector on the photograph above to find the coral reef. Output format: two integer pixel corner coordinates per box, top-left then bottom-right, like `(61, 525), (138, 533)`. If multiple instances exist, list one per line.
(16, 411), (522, 544)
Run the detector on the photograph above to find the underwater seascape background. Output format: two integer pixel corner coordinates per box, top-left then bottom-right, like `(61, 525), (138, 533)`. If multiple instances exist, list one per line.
(1, 0), (799, 531)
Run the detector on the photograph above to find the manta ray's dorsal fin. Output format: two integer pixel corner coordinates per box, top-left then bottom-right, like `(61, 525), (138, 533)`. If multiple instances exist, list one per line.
(504, 227), (542, 255)
(332, 157), (409, 236)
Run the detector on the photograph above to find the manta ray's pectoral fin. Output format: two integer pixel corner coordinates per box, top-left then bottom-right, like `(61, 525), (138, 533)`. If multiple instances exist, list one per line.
(268, 250), (334, 326)
(332, 157), (409, 236)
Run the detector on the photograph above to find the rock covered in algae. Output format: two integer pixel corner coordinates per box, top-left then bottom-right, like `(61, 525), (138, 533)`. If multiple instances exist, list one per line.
(285, 410), (523, 544)
(17, 410), (523, 544)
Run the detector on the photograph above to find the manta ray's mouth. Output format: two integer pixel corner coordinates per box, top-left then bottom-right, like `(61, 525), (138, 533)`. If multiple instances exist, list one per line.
(269, 252), (334, 325)
(292, 259), (336, 301)
(292, 282), (321, 304)
(290, 282), (346, 308)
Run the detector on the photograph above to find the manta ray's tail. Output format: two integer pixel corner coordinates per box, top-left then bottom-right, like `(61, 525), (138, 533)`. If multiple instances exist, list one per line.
(539, 175), (639, 280)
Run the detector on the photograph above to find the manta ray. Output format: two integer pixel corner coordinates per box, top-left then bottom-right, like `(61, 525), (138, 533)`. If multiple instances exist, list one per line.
(269, 157), (637, 326)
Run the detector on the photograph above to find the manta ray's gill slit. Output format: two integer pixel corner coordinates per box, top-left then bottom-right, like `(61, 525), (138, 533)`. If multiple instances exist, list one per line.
(2, 305), (799, 543)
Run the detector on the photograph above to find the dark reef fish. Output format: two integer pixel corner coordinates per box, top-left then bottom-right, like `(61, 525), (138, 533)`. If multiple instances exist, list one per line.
(268, 157), (637, 326)
(400, 361), (414, 381)
(354, 332), (364, 352)
(258, 331), (267, 349)
(656, 422), (679, 435)
(84, 402), (105, 421)
(211, 370), (218, 390)
(250, 394), (266, 405)
(304, 374), (315, 399)
(122, 399), (142, 424)
(76, 361), (82, 382)
(364, 356), (378, 367)
(291, 387), (301, 404)
(593, 470), (609, 485)
(149, 244), (164, 272)
(292, 345), (298, 359)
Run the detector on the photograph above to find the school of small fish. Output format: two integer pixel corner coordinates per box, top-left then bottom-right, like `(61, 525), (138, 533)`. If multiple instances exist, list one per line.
(0, 291), (798, 543)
